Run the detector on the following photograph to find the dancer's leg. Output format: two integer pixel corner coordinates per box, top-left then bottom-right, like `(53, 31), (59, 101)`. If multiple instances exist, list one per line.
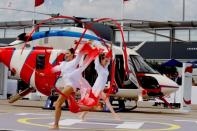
(78, 106), (100, 120)
(79, 111), (89, 121)
(101, 92), (121, 120)
(79, 93), (120, 121)
(51, 86), (74, 129)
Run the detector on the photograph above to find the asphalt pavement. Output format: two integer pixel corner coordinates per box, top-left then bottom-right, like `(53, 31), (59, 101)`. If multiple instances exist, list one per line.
(1, 100), (197, 131)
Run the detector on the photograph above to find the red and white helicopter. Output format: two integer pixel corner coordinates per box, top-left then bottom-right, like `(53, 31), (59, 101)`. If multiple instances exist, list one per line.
(0, 16), (179, 110)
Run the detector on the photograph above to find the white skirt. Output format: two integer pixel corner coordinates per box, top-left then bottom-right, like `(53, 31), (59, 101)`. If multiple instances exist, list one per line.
(56, 67), (83, 91)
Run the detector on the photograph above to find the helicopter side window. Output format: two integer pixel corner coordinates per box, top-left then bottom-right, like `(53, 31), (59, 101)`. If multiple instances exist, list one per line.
(36, 54), (45, 70)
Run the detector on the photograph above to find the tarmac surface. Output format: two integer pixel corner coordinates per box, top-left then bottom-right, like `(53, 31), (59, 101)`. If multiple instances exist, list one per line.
(1, 100), (197, 131)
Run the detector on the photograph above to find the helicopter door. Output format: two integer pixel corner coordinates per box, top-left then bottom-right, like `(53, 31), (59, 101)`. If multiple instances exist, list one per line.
(115, 55), (138, 89)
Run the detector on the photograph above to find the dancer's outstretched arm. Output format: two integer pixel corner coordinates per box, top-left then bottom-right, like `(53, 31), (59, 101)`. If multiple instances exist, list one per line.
(52, 62), (63, 73)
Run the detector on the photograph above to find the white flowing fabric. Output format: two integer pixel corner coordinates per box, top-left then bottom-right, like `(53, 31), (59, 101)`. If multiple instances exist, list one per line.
(79, 77), (91, 99)
(92, 57), (109, 97)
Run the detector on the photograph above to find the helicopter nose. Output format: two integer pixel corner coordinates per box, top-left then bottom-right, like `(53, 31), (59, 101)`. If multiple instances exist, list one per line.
(0, 47), (15, 68)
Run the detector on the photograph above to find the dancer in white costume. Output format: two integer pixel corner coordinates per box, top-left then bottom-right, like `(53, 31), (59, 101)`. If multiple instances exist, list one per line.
(92, 53), (110, 97)
(50, 48), (77, 129)
(80, 53), (120, 120)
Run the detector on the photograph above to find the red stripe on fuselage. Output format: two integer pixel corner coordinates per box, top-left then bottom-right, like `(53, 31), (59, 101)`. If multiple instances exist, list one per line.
(20, 48), (37, 83)
(0, 48), (15, 68)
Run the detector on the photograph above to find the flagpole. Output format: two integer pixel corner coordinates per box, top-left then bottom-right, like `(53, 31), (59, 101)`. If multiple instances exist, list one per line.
(182, 0), (185, 21)
(120, 0), (124, 48)
(33, 0), (44, 31)
(33, 5), (35, 30)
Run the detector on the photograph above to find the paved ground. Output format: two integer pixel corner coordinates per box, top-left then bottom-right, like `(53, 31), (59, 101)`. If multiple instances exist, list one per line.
(1, 100), (197, 131)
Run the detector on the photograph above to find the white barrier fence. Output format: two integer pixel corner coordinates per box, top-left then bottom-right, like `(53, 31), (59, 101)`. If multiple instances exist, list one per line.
(0, 64), (8, 99)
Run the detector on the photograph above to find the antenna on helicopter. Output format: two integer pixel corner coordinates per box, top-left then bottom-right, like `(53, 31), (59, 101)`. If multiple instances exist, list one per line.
(50, 13), (60, 17)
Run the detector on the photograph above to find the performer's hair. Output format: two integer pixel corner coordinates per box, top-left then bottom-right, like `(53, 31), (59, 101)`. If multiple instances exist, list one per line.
(68, 48), (75, 55)
(99, 53), (106, 63)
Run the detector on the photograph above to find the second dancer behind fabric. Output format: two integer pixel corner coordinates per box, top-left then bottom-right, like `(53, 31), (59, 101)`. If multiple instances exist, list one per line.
(80, 53), (120, 120)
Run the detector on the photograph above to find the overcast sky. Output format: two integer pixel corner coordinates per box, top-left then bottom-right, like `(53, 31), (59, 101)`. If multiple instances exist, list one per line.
(0, 0), (197, 22)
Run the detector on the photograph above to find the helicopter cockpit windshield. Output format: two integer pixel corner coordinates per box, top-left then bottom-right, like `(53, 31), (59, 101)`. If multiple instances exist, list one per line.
(129, 55), (158, 74)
